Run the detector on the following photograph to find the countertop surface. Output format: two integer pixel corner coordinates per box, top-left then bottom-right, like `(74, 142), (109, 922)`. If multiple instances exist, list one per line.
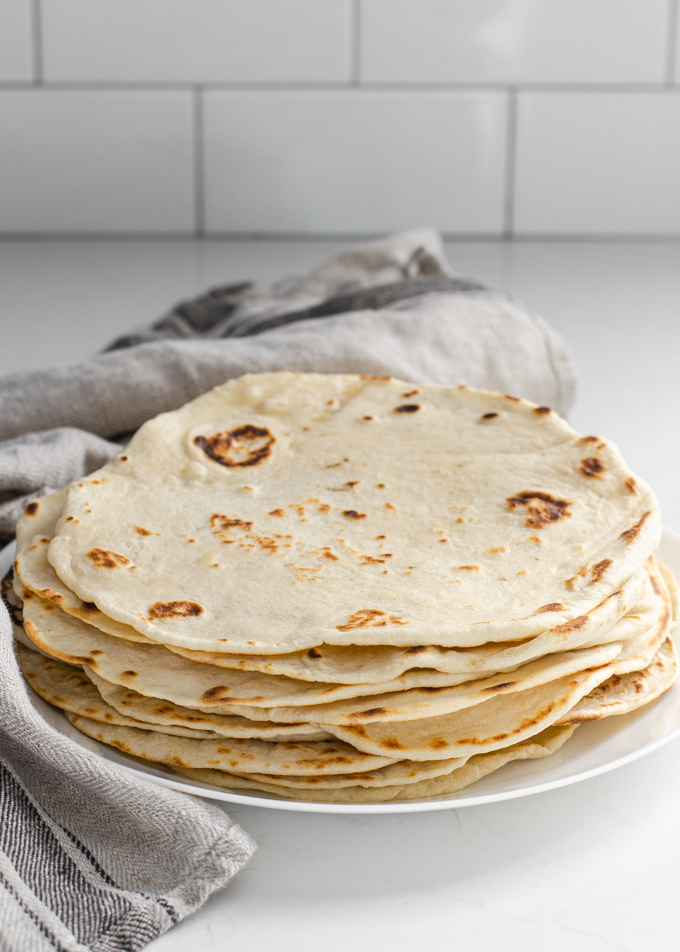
(3, 238), (680, 952)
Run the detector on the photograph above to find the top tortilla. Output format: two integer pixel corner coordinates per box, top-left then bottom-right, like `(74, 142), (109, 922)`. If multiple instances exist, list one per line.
(41, 373), (660, 653)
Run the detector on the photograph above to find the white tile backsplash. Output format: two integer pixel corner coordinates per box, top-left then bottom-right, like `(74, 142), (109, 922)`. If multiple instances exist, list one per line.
(0, 90), (194, 232)
(514, 92), (680, 234)
(2, 1), (680, 235)
(0, 0), (33, 81)
(203, 91), (507, 234)
(41, 0), (352, 83)
(360, 0), (669, 85)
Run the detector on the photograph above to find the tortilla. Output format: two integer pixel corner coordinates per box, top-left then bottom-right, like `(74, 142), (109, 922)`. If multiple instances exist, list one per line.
(14, 489), (152, 645)
(16, 643), (332, 741)
(171, 725), (578, 803)
(558, 636), (677, 724)
(322, 604), (672, 760)
(44, 373), (661, 653)
(65, 713), (403, 776)
(18, 581), (641, 719)
(166, 568), (650, 682)
(15, 494), (651, 684)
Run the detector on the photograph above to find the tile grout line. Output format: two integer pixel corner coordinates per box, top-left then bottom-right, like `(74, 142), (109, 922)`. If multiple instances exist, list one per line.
(1, 80), (679, 93)
(666, 0), (678, 86)
(31, 0), (43, 85)
(192, 87), (205, 238)
(350, 0), (361, 85)
(2, 231), (680, 242)
(503, 88), (518, 239)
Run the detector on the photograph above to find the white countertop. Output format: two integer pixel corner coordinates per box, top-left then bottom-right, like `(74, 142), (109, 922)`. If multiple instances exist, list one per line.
(3, 238), (680, 951)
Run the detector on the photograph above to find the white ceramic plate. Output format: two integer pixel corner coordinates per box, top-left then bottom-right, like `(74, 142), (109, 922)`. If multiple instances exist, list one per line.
(4, 533), (680, 815)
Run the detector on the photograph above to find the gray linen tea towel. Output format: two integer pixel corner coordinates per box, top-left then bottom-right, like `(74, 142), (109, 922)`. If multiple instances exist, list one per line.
(0, 228), (576, 950)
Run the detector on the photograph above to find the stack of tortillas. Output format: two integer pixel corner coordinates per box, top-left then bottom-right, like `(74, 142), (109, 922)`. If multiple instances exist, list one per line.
(7, 372), (678, 804)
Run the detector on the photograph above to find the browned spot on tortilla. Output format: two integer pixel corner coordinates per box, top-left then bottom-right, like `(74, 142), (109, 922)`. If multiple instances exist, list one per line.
(24, 501), (39, 516)
(489, 547), (505, 554)
(194, 424), (275, 468)
(507, 491), (571, 528)
(342, 510), (367, 520)
(317, 504), (331, 514)
(534, 406), (552, 415)
(119, 455), (129, 462)
(121, 670), (137, 678)
(579, 435), (600, 445)
(201, 685), (230, 700)
(86, 548), (131, 569)
(361, 556), (385, 565)
(481, 412), (498, 420)
(363, 415), (373, 421)
(620, 511), (652, 544)
(589, 559), (612, 585)
(404, 645), (427, 655)
(377, 484), (386, 489)
(361, 375), (391, 381)
(321, 548), (339, 560)
(527, 535), (541, 545)
(269, 509), (285, 517)
(564, 577), (577, 590)
(307, 648), (322, 659)
(536, 602), (565, 613)
(504, 394), (520, 402)
(385, 502), (395, 510)
(211, 513), (253, 534)
(482, 681), (516, 693)
(80, 601), (100, 614)
(552, 615), (589, 634)
(580, 457), (604, 478)
(624, 478), (637, 494)
(134, 525), (153, 536)
(379, 738), (405, 750)
(336, 609), (408, 631)
(255, 536), (278, 553)
(429, 739), (450, 750)
(394, 404), (420, 414)
(402, 390), (419, 398)
(37, 588), (63, 605)
(149, 600), (204, 619)
(456, 565), (479, 571)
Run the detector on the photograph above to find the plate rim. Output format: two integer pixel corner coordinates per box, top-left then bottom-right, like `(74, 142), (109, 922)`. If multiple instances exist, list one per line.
(4, 533), (680, 815)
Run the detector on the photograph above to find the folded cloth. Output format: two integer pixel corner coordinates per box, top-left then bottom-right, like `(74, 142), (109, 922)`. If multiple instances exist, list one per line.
(0, 228), (576, 542)
(0, 603), (255, 952)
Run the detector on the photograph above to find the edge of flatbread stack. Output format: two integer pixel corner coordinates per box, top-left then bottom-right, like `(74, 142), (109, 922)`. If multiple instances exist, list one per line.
(6, 372), (678, 804)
